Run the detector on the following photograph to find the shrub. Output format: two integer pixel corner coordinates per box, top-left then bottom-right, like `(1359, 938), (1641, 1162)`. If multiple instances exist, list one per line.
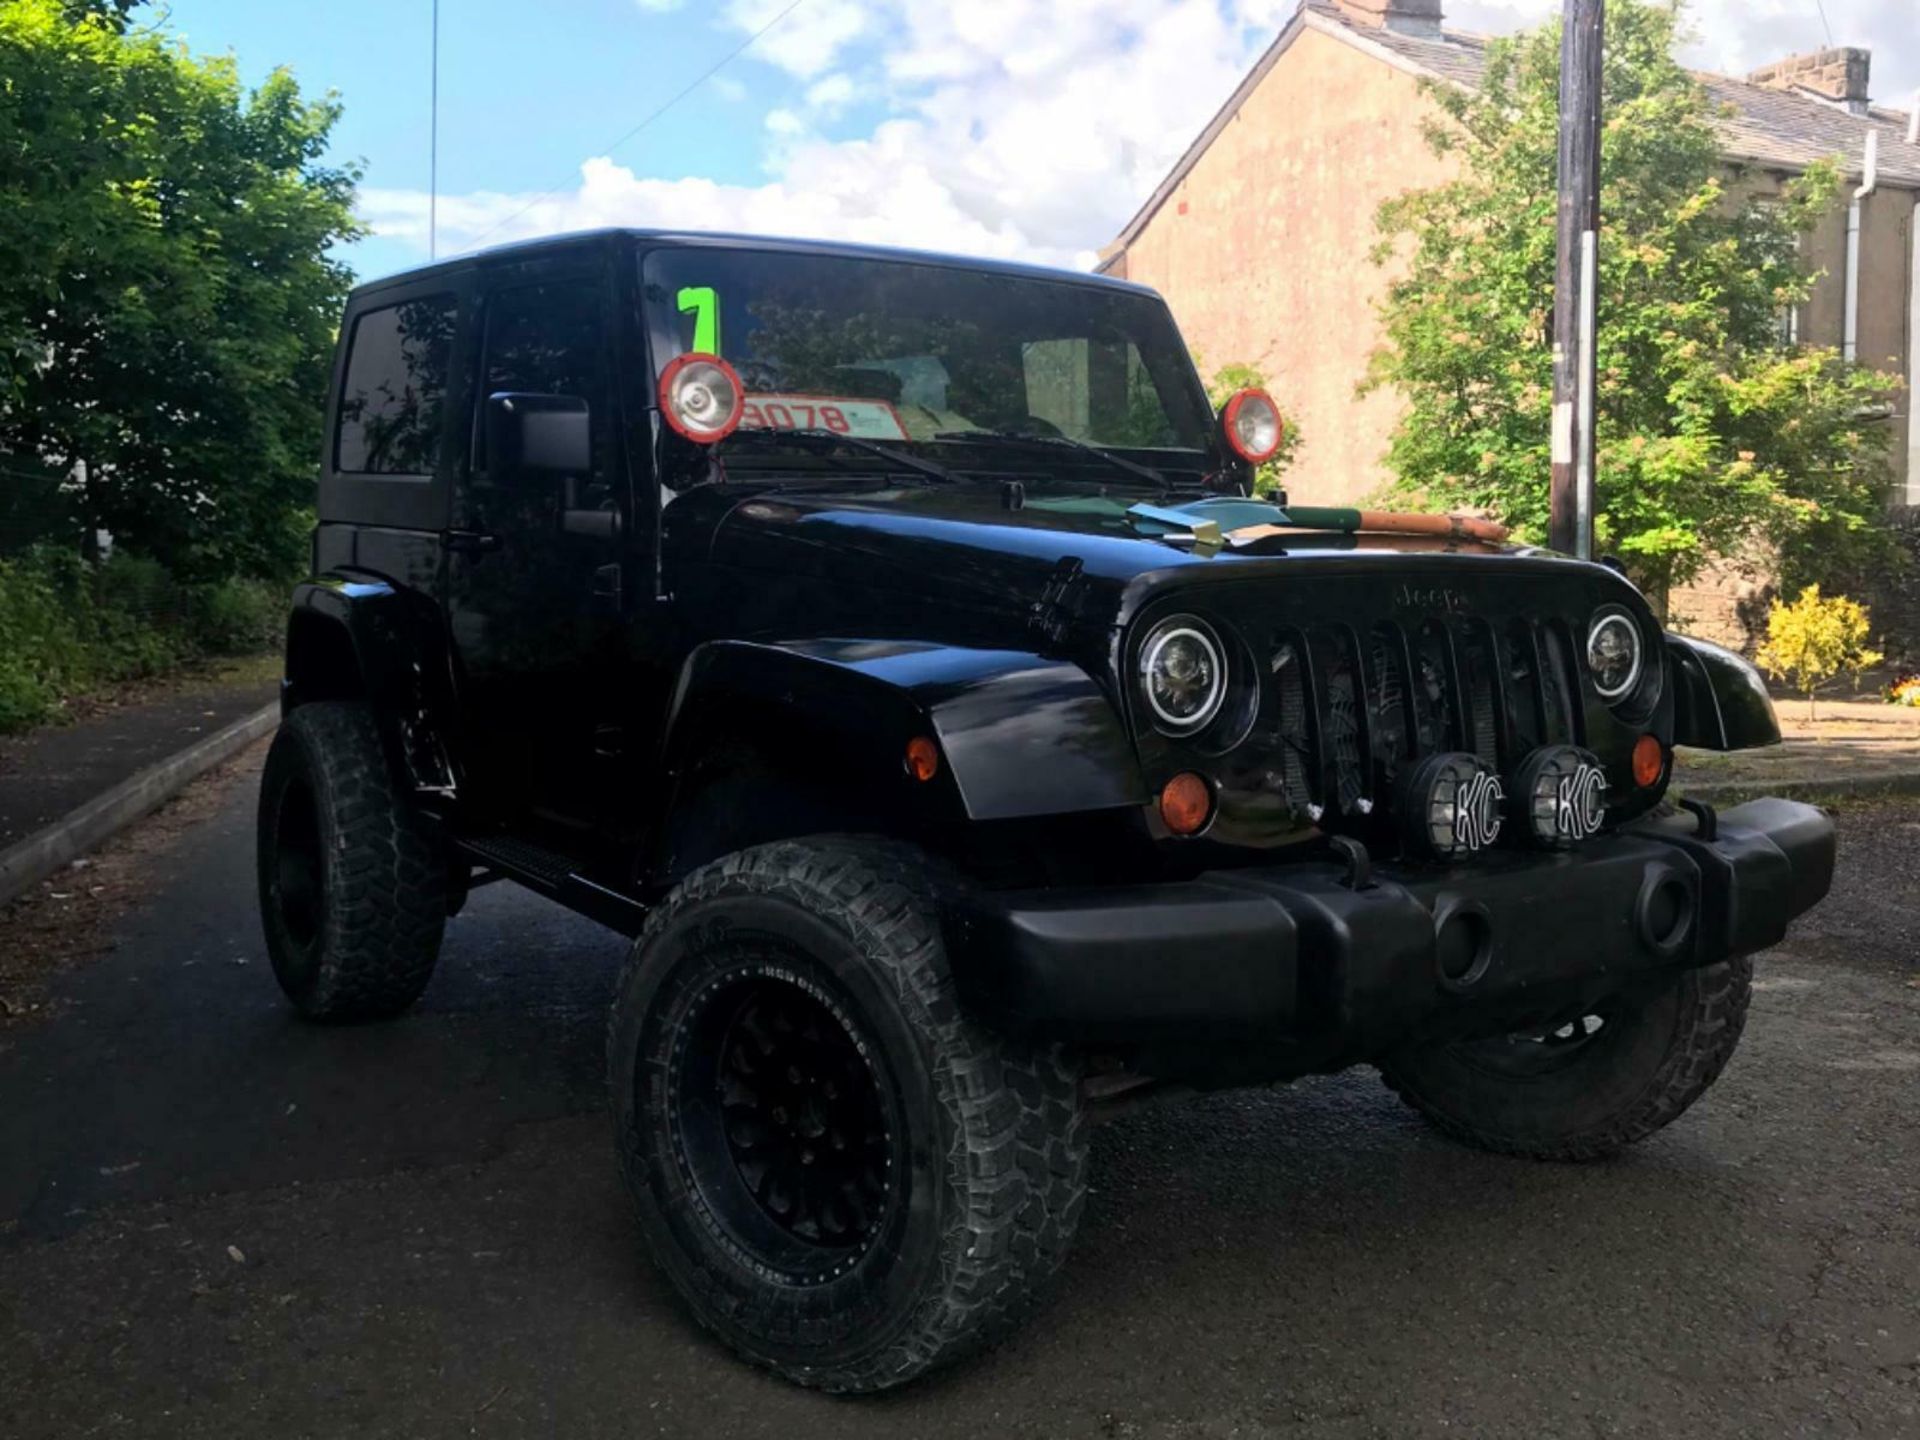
(0, 546), (290, 734)
(192, 578), (286, 656)
(1756, 585), (1883, 720)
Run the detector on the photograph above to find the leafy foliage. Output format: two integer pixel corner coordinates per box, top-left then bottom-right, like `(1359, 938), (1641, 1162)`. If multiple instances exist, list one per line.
(1202, 362), (1301, 498)
(0, 545), (281, 732)
(1365, 0), (1899, 612)
(0, 0), (360, 581)
(1755, 585), (1882, 719)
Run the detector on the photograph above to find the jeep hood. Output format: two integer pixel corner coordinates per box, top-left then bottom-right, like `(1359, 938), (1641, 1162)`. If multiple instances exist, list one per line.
(680, 484), (1528, 614)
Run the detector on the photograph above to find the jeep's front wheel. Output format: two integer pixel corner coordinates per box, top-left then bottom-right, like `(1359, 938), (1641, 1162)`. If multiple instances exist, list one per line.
(1381, 958), (1753, 1162)
(257, 701), (447, 1021)
(607, 838), (1088, 1392)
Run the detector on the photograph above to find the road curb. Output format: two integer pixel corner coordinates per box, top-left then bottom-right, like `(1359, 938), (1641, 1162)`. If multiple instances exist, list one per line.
(0, 703), (279, 910)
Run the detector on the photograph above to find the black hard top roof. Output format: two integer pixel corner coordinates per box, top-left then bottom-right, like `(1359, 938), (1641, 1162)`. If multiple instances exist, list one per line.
(349, 227), (1162, 303)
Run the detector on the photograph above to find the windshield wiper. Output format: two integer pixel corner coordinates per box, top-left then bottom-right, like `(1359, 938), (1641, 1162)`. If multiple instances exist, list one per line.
(934, 429), (1168, 490)
(731, 426), (958, 484)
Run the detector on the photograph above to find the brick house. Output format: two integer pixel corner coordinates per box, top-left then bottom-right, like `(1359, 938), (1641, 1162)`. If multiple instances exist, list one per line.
(1098, 0), (1920, 641)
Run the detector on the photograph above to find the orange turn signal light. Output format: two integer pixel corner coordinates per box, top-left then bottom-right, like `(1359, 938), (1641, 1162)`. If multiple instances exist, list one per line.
(904, 735), (940, 783)
(1159, 772), (1214, 836)
(1632, 734), (1665, 789)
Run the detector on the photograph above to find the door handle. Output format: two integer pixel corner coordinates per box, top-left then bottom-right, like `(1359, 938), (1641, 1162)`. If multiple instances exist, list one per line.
(561, 508), (622, 541)
(443, 530), (501, 557)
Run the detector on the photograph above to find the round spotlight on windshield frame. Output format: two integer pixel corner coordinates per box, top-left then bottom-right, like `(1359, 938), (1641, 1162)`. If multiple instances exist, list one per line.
(1585, 607), (1644, 704)
(1397, 752), (1506, 863)
(1138, 616), (1228, 736)
(658, 352), (745, 445)
(1511, 744), (1609, 850)
(1221, 388), (1284, 465)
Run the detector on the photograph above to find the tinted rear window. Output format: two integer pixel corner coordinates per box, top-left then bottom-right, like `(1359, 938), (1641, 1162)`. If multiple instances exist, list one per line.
(335, 295), (457, 475)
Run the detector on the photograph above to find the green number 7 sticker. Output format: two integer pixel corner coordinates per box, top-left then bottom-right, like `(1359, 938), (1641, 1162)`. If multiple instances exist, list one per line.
(676, 286), (719, 354)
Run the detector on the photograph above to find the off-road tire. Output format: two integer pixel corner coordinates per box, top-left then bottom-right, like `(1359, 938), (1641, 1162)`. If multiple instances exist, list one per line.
(607, 837), (1088, 1393)
(1380, 957), (1753, 1162)
(257, 701), (446, 1021)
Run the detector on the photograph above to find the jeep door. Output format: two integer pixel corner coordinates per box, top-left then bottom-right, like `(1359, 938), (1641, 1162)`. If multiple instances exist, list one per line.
(446, 256), (632, 835)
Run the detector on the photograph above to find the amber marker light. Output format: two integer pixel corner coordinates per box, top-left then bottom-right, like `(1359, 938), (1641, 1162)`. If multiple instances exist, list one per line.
(904, 736), (940, 783)
(1632, 734), (1665, 789)
(1159, 772), (1214, 836)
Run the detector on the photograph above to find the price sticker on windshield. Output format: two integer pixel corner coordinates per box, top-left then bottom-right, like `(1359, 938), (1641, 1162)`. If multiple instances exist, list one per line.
(741, 395), (909, 441)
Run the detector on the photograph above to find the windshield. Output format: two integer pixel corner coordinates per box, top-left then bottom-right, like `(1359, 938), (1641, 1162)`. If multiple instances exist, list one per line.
(640, 247), (1213, 466)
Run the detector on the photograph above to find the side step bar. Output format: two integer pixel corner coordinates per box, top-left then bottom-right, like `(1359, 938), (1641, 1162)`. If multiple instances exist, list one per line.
(455, 835), (651, 937)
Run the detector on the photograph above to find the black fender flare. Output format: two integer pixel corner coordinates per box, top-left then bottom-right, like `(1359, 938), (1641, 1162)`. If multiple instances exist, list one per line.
(1665, 634), (1781, 752)
(654, 638), (1145, 833)
(283, 576), (463, 797)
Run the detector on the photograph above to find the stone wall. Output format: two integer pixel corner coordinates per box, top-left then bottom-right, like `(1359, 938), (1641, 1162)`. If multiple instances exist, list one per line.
(1672, 509), (1920, 664)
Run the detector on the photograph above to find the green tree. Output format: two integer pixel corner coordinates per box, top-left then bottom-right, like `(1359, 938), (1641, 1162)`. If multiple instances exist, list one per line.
(1365, 0), (1899, 615)
(0, 0), (361, 580)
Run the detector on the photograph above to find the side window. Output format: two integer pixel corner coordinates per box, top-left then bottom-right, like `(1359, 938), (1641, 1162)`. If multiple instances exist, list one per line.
(335, 295), (457, 475)
(479, 279), (612, 489)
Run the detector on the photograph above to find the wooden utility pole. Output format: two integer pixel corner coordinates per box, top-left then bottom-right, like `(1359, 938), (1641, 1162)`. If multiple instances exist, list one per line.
(1550, 0), (1603, 559)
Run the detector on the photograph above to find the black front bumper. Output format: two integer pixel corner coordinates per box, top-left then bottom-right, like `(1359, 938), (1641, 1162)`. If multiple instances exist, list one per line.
(948, 799), (1835, 1082)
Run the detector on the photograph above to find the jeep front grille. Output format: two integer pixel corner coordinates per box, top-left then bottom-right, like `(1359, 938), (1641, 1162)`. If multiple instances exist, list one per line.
(1265, 615), (1581, 822)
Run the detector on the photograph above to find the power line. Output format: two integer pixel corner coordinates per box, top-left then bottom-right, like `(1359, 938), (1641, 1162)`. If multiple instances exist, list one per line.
(469, 0), (810, 250)
(1812, 0), (1834, 47)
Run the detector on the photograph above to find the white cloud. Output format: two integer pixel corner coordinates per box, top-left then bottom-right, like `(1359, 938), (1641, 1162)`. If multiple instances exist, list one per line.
(359, 152), (1048, 263)
(371, 0), (1276, 269)
(725, 0), (871, 79)
(366, 0), (1918, 275)
(803, 71), (856, 115)
(632, 0), (685, 11)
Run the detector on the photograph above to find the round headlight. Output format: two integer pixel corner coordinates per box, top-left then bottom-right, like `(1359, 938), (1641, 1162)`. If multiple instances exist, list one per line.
(1140, 618), (1227, 735)
(1586, 609), (1643, 703)
(658, 351), (745, 444)
(1222, 388), (1283, 465)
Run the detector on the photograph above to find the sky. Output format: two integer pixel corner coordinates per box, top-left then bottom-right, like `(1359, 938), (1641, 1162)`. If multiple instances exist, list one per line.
(157, 0), (1920, 282)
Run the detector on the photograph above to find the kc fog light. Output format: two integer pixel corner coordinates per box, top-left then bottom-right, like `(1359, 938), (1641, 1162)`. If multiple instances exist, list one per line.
(1398, 752), (1505, 861)
(1512, 744), (1608, 849)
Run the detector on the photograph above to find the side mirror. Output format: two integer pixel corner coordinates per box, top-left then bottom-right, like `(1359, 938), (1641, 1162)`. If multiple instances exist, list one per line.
(486, 392), (590, 479)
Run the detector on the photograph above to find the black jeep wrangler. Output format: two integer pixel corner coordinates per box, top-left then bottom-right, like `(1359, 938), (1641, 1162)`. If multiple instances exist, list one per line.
(258, 228), (1834, 1392)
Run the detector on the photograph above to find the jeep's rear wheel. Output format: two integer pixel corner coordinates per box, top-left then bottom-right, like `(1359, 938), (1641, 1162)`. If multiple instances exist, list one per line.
(1380, 958), (1753, 1162)
(607, 837), (1088, 1392)
(257, 701), (446, 1021)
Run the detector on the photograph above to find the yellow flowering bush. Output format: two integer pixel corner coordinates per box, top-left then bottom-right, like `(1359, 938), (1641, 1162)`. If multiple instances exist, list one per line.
(1756, 586), (1883, 720)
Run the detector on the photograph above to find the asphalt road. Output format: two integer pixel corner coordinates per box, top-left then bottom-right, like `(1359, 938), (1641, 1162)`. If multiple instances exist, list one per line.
(2, 752), (1917, 1439)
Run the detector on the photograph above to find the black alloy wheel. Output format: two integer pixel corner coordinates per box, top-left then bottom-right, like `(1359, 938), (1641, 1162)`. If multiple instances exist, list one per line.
(668, 966), (898, 1285)
(608, 836), (1089, 1392)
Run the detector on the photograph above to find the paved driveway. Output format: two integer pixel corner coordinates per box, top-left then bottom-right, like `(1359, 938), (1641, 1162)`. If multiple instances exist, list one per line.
(3, 754), (1917, 1438)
